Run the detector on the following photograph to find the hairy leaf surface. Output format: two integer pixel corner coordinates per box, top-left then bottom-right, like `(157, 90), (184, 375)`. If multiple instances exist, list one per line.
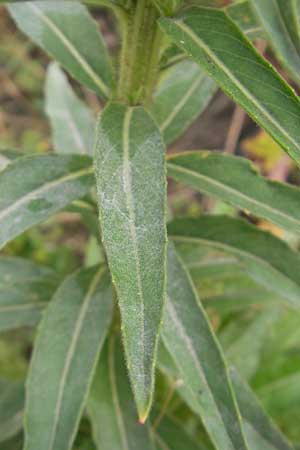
(0, 154), (94, 249)
(24, 266), (113, 450)
(94, 102), (167, 421)
(159, 7), (300, 165)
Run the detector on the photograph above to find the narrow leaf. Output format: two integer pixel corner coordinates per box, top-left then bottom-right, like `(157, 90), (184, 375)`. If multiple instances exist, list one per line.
(159, 7), (300, 165)
(0, 380), (24, 443)
(167, 151), (300, 234)
(0, 257), (59, 331)
(151, 60), (217, 144)
(88, 336), (156, 450)
(94, 102), (167, 421)
(24, 266), (113, 450)
(8, 0), (113, 98)
(45, 62), (95, 155)
(249, 0), (300, 83)
(0, 154), (94, 249)
(169, 215), (300, 306)
(162, 243), (249, 450)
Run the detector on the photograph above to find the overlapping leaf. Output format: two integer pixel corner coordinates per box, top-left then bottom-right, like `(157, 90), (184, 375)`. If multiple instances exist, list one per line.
(162, 243), (249, 450)
(0, 380), (24, 444)
(226, 0), (264, 40)
(167, 151), (300, 234)
(152, 61), (217, 144)
(24, 266), (113, 450)
(8, 0), (113, 98)
(159, 7), (300, 165)
(45, 62), (95, 155)
(94, 102), (167, 421)
(88, 336), (156, 450)
(0, 154), (94, 249)
(0, 257), (59, 331)
(169, 215), (300, 306)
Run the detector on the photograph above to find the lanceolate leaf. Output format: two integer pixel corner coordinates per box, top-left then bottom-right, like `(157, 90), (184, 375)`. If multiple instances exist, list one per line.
(0, 257), (59, 331)
(0, 380), (24, 443)
(159, 7), (300, 165)
(169, 216), (300, 306)
(88, 336), (156, 450)
(152, 60), (217, 144)
(94, 102), (167, 421)
(167, 151), (300, 234)
(162, 244), (249, 450)
(0, 154), (94, 249)
(45, 62), (95, 155)
(226, 0), (264, 40)
(24, 266), (113, 450)
(8, 1), (113, 98)
(249, 0), (300, 83)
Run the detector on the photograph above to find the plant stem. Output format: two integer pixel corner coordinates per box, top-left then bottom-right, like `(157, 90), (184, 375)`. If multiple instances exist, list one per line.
(117, 0), (162, 105)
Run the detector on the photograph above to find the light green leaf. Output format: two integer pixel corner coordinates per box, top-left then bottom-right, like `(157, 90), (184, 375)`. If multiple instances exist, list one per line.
(167, 151), (300, 234)
(0, 380), (24, 443)
(45, 62), (95, 155)
(0, 257), (59, 332)
(24, 265), (113, 450)
(152, 61), (217, 144)
(162, 243), (249, 450)
(159, 7), (300, 165)
(249, 0), (300, 83)
(94, 102), (167, 422)
(169, 215), (300, 306)
(8, 0), (113, 98)
(88, 336), (156, 450)
(154, 414), (208, 450)
(0, 154), (94, 249)
(226, 0), (264, 40)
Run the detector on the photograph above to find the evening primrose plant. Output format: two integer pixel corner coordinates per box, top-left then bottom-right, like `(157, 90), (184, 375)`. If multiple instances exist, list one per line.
(1, 0), (300, 449)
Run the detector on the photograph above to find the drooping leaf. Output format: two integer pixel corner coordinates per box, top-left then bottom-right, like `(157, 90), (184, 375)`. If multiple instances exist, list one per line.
(45, 62), (95, 155)
(159, 7), (300, 165)
(0, 257), (59, 332)
(8, 0), (113, 98)
(152, 60), (217, 144)
(169, 216), (300, 306)
(249, 0), (300, 83)
(226, 0), (264, 40)
(87, 336), (156, 450)
(0, 154), (94, 249)
(0, 380), (24, 443)
(94, 102), (167, 421)
(167, 151), (300, 234)
(24, 266), (113, 450)
(162, 243), (249, 450)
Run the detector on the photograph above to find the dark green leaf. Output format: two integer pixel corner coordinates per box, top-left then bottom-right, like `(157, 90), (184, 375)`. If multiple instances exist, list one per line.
(169, 215), (300, 306)
(94, 102), (167, 421)
(0, 380), (24, 443)
(24, 266), (113, 450)
(0, 154), (94, 249)
(167, 151), (300, 234)
(8, 0), (113, 98)
(159, 7), (300, 165)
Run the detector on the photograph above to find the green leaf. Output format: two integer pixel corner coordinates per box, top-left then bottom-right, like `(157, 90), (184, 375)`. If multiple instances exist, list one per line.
(8, 0), (113, 98)
(230, 369), (294, 450)
(169, 215), (300, 306)
(0, 380), (24, 443)
(154, 414), (208, 450)
(226, 0), (264, 40)
(87, 336), (156, 450)
(24, 265), (113, 450)
(0, 150), (20, 171)
(167, 151), (300, 234)
(45, 62), (95, 155)
(0, 154), (94, 249)
(249, 0), (300, 83)
(94, 102), (167, 422)
(0, 257), (59, 332)
(159, 7), (300, 165)
(151, 60), (217, 145)
(162, 243), (249, 450)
